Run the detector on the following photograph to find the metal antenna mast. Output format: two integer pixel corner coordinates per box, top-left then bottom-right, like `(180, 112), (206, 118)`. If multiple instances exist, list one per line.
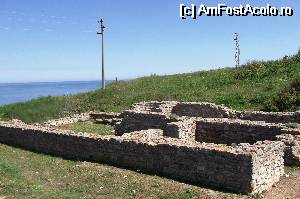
(97, 19), (106, 89)
(234, 33), (240, 67)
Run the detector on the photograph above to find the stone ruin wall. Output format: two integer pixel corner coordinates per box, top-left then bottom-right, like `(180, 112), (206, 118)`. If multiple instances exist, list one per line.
(114, 101), (236, 136)
(172, 102), (300, 124)
(237, 111), (300, 124)
(163, 118), (196, 140)
(0, 121), (284, 194)
(195, 118), (300, 165)
(171, 102), (236, 118)
(195, 118), (300, 145)
(115, 101), (300, 137)
(115, 111), (169, 135)
(276, 134), (300, 165)
(1, 101), (299, 194)
(114, 101), (300, 166)
(43, 112), (91, 127)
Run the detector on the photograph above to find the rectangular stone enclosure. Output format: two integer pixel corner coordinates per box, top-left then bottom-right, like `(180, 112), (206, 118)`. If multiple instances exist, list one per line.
(0, 121), (284, 194)
(1, 101), (300, 194)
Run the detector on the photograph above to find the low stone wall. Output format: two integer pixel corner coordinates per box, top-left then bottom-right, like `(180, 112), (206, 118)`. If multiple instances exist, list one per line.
(0, 122), (284, 194)
(147, 101), (300, 122)
(276, 134), (300, 166)
(195, 118), (300, 165)
(89, 112), (122, 126)
(115, 111), (170, 135)
(237, 111), (300, 124)
(115, 102), (300, 140)
(90, 112), (121, 120)
(130, 101), (177, 116)
(195, 118), (294, 144)
(163, 118), (196, 140)
(114, 102), (236, 136)
(43, 112), (90, 127)
(171, 102), (236, 118)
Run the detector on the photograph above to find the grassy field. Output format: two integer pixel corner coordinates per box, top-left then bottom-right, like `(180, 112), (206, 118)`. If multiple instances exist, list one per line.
(0, 53), (299, 123)
(57, 121), (114, 136)
(0, 143), (250, 199)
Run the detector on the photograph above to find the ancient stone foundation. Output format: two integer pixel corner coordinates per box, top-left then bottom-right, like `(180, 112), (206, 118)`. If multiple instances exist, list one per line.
(0, 122), (284, 194)
(115, 101), (300, 166)
(195, 118), (300, 145)
(276, 134), (300, 165)
(163, 118), (196, 140)
(115, 111), (170, 135)
(1, 101), (300, 194)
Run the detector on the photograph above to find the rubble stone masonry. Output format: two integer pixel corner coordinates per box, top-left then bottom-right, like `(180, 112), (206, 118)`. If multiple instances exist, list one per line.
(115, 111), (170, 135)
(0, 121), (284, 194)
(113, 101), (300, 166)
(195, 118), (300, 144)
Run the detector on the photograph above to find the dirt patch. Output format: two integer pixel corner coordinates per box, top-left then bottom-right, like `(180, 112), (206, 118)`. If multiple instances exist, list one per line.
(263, 168), (300, 199)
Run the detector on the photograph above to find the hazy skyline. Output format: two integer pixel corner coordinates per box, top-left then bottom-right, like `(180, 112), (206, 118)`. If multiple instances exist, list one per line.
(0, 0), (299, 83)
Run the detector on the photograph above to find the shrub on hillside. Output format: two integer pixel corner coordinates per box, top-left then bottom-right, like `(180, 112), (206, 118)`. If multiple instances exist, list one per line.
(234, 60), (269, 80)
(295, 49), (300, 63)
(235, 52), (300, 81)
(263, 75), (300, 111)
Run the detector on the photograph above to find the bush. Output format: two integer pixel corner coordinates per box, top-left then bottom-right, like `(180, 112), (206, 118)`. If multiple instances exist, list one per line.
(264, 75), (300, 111)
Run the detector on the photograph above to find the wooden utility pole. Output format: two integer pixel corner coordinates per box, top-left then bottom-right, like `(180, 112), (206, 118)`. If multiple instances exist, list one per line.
(234, 33), (240, 67)
(97, 19), (106, 89)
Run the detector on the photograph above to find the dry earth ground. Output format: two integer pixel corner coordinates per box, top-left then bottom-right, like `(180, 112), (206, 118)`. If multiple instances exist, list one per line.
(263, 167), (300, 199)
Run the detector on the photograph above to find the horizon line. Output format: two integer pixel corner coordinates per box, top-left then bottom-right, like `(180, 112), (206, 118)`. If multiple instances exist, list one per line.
(0, 79), (124, 84)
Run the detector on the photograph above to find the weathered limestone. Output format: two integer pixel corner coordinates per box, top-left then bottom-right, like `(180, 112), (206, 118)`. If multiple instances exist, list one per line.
(0, 121), (285, 194)
(171, 102), (236, 118)
(276, 134), (300, 166)
(113, 101), (300, 167)
(90, 112), (121, 120)
(237, 111), (300, 124)
(2, 101), (299, 194)
(115, 101), (300, 137)
(115, 111), (171, 135)
(163, 117), (196, 140)
(170, 101), (300, 124)
(44, 112), (90, 127)
(114, 101), (236, 136)
(195, 118), (300, 144)
(130, 101), (178, 116)
(195, 118), (300, 165)
(89, 112), (122, 126)
(94, 118), (121, 126)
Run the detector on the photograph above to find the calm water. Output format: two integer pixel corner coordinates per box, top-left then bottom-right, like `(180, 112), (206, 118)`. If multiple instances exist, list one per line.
(0, 81), (109, 106)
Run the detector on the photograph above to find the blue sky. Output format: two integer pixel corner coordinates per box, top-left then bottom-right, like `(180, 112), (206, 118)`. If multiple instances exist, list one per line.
(0, 0), (299, 83)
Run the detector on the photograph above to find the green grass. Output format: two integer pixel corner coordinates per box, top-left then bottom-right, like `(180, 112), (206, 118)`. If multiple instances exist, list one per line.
(0, 53), (299, 123)
(57, 121), (114, 136)
(0, 144), (243, 199)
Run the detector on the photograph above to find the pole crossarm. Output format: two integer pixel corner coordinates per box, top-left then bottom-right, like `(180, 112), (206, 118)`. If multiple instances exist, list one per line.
(97, 19), (105, 34)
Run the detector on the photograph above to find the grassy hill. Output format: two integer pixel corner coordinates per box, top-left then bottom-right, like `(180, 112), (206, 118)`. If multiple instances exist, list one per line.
(1, 52), (300, 123)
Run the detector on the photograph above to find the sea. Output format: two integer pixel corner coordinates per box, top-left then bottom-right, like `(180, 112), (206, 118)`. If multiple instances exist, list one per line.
(0, 81), (111, 106)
